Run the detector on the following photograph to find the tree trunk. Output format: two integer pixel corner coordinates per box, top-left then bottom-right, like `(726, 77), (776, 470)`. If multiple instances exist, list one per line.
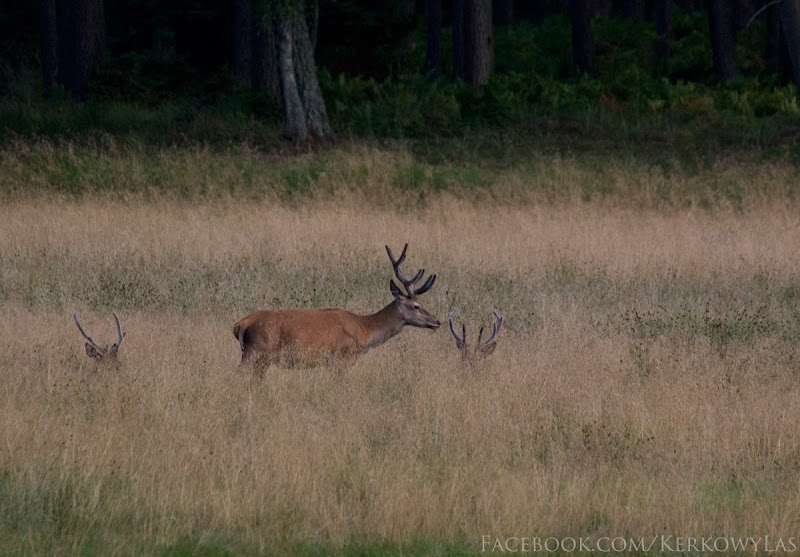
(278, 15), (306, 143)
(494, 0), (513, 27)
(655, 0), (671, 75)
(733, 0), (755, 33)
(571, 0), (595, 77)
(39, 0), (57, 98)
(277, 1), (333, 144)
(309, 0), (319, 51)
(291, 4), (332, 141)
(593, 0), (613, 16)
(452, 0), (465, 80)
(765, 2), (782, 75)
(56, 0), (106, 101)
(708, 0), (737, 81)
(253, 17), (282, 105)
(425, 0), (442, 79)
(779, 0), (800, 98)
(232, 0), (253, 85)
(623, 0), (645, 21)
(464, 0), (493, 86)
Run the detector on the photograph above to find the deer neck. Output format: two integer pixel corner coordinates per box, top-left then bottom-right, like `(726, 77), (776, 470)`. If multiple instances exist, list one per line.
(362, 301), (406, 350)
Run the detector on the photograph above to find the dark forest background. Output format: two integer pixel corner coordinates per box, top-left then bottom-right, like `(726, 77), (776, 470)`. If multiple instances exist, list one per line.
(2, 0), (800, 151)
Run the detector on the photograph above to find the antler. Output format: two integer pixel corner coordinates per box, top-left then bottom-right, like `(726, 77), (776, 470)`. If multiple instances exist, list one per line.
(386, 243), (436, 297)
(476, 310), (502, 358)
(110, 312), (125, 354)
(74, 312), (126, 360)
(448, 308), (468, 358)
(449, 308), (503, 361)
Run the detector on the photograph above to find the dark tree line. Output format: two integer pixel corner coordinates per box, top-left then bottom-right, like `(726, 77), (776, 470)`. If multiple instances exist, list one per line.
(4, 0), (800, 144)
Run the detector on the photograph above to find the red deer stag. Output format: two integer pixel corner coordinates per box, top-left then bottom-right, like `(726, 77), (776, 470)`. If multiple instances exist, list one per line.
(73, 312), (126, 362)
(233, 243), (440, 367)
(448, 308), (502, 362)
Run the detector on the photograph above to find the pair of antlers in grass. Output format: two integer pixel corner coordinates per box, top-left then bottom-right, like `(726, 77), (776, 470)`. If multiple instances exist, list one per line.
(448, 307), (503, 361)
(73, 312), (125, 361)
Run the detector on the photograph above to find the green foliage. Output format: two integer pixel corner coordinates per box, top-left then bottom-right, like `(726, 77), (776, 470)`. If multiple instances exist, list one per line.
(2, 8), (799, 159)
(493, 17), (572, 77)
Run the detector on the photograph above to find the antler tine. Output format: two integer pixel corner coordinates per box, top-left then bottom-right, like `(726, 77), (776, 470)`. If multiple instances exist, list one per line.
(111, 312), (126, 353)
(413, 273), (436, 296)
(385, 243), (407, 268)
(386, 243), (428, 297)
(448, 308), (466, 348)
(481, 310), (503, 345)
(73, 312), (107, 354)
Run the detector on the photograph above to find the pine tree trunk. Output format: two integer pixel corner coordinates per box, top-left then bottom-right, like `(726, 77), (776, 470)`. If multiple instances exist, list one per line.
(779, 0), (800, 98)
(39, 0), (57, 98)
(623, 0), (645, 21)
(56, 0), (106, 101)
(253, 17), (282, 106)
(278, 15), (306, 143)
(232, 0), (253, 85)
(765, 3), (791, 79)
(571, 0), (595, 77)
(452, 0), (465, 80)
(425, 0), (442, 79)
(464, 0), (492, 86)
(655, 0), (671, 75)
(708, 0), (737, 81)
(291, 4), (332, 142)
(276, 1), (333, 145)
(494, 0), (513, 27)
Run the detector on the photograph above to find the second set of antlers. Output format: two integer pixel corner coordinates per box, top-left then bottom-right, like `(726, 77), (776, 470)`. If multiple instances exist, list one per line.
(448, 307), (503, 361)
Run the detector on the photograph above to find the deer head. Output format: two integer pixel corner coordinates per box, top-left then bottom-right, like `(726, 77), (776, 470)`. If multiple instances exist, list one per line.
(73, 312), (125, 362)
(449, 308), (502, 361)
(386, 243), (440, 329)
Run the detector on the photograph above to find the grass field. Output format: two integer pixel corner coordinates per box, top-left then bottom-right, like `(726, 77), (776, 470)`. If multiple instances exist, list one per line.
(2, 144), (800, 555)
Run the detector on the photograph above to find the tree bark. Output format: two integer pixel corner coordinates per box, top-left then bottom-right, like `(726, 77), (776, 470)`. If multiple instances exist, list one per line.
(278, 15), (306, 143)
(655, 0), (671, 75)
(276, 1), (333, 144)
(779, 0), (800, 98)
(733, 0), (755, 33)
(425, 0), (442, 79)
(765, 2), (782, 75)
(464, 0), (493, 86)
(39, 0), (57, 98)
(452, 0), (465, 80)
(708, 0), (737, 81)
(623, 0), (645, 21)
(56, 0), (106, 101)
(291, 4), (332, 141)
(253, 17), (282, 105)
(593, 0), (613, 16)
(494, 0), (513, 27)
(571, 0), (595, 77)
(232, 0), (253, 85)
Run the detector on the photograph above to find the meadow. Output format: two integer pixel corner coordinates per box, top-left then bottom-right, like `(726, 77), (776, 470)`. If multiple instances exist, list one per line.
(1, 143), (800, 555)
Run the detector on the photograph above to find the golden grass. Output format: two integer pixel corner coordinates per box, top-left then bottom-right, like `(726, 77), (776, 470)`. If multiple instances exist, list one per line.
(2, 188), (800, 553)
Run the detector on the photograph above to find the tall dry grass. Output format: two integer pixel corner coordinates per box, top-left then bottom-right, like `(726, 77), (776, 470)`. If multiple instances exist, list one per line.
(1, 187), (800, 553)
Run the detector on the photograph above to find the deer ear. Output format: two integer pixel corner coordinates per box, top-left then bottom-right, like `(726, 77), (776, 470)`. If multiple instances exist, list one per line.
(390, 280), (405, 300)
(85, 343), (103, 360)
(480, 342), (497, 357)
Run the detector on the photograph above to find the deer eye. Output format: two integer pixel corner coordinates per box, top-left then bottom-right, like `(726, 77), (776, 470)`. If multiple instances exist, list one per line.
(413, 304), (421, 311)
